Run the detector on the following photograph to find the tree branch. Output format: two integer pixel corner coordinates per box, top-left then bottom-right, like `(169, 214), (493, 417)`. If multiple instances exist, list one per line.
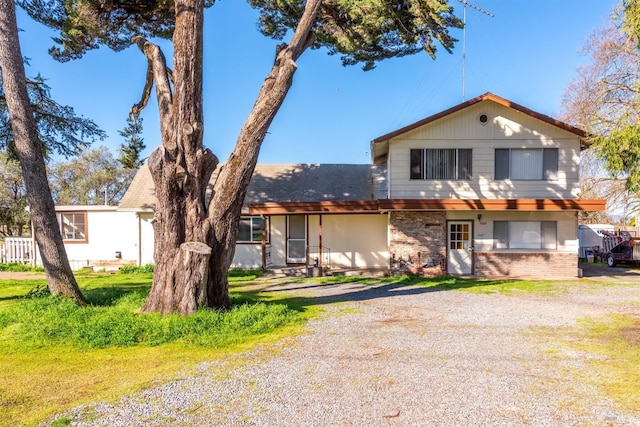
(132, 35), (175, 150)
(131, 65), (153, 115)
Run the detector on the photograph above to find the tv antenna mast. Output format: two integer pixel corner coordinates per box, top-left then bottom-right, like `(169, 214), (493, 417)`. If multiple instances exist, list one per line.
(458, 0), (494, 101)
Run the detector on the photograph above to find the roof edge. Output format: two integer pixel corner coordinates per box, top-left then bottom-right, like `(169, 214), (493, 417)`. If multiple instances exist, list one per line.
(372, 92), (587, 144)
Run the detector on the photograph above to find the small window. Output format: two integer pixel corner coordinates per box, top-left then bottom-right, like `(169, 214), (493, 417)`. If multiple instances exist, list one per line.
(494, 148), (558, 180)
(57, 212), (87, 242)
(410, 148), (472, 180)
(493, 221), (557, 250)
(237, 216), (269, 243)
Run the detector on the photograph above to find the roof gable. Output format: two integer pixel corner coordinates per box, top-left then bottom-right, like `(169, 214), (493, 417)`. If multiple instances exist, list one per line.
(371, 93), (587, 163)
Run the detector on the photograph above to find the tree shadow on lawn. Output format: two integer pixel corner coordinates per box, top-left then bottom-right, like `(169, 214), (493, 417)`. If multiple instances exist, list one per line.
(81, 281), (151, 307)
(233, 276), (513, 311)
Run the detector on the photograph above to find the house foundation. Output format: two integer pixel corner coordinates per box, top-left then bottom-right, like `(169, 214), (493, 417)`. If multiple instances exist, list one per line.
(474, 252), (578, 278)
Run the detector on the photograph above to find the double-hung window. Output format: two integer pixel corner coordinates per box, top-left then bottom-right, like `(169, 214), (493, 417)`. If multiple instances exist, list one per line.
(57, 212), (87, 242)
(410, 148), (472, 180)
(237, 216), (269, 243)
(493, 221), (557, 250)
(495, 148), (558, 180)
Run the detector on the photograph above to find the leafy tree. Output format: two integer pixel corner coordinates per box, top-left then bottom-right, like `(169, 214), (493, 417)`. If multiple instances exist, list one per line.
(0, 152), (29, 236)
(21, 0), (462, 314)
(0, 0), (85, 303)
(118, 113), (145, 169)
(0, 69), (106, 159)
(49, 146), (135, 205)
(561, 4), (640, 219)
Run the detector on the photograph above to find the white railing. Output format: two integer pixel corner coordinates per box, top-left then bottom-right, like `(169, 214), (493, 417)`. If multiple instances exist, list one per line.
(1, 237), (34, 264)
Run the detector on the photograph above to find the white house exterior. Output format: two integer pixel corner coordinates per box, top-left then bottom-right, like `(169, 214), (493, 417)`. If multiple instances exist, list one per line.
(39, 205), (142, 270)
(54, 93), (605, 277)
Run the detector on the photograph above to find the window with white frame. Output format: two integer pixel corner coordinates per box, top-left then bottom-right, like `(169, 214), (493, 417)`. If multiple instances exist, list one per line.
(57, 212), (87, 242)
(410, 148), (472, 180)
(237, 216), (269, 243)
(493, 221), (557, 250)
(494, 148), (558, 180)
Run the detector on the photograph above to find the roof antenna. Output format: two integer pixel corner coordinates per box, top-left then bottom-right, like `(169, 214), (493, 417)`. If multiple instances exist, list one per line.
(458, 0), (494, 101)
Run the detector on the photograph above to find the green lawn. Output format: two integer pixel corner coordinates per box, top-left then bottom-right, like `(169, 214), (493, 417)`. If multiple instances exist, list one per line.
(0, 271), (637, 425)
(0, 270), (310, 426)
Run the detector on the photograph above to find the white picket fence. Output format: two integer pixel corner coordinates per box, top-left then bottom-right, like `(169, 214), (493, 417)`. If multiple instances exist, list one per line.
(0, 237), (34, 264)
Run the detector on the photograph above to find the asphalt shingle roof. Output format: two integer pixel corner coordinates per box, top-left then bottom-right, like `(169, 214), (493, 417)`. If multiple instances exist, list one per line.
(119, 163), (387, 211)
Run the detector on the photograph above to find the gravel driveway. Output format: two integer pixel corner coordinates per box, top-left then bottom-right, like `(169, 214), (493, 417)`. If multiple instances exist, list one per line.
(56, 277), (640, 427)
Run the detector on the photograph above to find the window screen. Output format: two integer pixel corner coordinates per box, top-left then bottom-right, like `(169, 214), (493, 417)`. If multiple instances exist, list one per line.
(495, 148), (558, 181)
(493, 220), (557, 250)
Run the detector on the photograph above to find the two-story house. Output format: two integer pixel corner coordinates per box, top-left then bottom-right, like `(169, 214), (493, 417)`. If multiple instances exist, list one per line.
(245, 93), (605, 278)
(59, 93), (605, 277)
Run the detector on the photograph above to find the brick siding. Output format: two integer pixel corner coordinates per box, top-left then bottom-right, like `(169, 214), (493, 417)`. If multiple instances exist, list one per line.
(474, 252), (578, 278)
(389, 211), (446, 273)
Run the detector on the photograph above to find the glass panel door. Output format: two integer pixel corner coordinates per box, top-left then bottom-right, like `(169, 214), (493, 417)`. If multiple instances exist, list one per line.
(287, 215), (306, 263)
(447, 221), (473, 275)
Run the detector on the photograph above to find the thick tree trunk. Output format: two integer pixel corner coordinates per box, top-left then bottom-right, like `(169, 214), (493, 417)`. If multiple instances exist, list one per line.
(140, 0), (218, 315)
(206, 0), (322, 307)
(138, 0), (320, 313)
(0, 0), (85, 303)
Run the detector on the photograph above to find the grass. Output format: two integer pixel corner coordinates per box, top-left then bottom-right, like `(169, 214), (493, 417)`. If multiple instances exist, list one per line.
(0, 270), (310, 426)
(557, 314), (640, 413)
(0, 270), (637, 425)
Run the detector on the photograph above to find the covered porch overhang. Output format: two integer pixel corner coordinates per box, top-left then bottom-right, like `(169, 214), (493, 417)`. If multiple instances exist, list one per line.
(248, 198), (607, 215)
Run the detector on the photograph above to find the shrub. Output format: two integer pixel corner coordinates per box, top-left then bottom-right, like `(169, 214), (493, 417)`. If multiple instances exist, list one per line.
(118, 264), (154, 274)
(0, 262), (44, 272)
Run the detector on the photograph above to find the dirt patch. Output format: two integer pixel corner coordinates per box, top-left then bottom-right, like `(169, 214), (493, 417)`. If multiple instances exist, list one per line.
(0, 271), (46, 280)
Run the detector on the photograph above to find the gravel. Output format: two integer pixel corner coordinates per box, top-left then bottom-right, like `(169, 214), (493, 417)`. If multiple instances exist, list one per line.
(51, 279), (640, 427)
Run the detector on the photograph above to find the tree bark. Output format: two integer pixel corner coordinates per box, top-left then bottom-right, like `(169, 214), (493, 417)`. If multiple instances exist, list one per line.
(140, 0), (218, 315)
(138, 0), (321, 314)
(206, 0), (322, 308)
(0, 0), (85, 303)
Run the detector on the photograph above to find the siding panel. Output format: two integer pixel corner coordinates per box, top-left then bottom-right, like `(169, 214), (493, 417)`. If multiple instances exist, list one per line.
(387, 101), (581, 200)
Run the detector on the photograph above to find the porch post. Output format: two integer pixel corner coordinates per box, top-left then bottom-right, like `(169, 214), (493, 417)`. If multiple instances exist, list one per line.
(261, 215), (267, 270)
(319, 214), (323, 267)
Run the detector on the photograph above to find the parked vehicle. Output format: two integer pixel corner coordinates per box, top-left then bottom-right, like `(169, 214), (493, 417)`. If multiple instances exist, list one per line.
(594, 230), (640, 267)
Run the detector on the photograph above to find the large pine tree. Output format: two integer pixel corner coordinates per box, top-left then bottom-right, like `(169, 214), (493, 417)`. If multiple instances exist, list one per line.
(20, 0), (462, 314)
(0, 0), (85, 302)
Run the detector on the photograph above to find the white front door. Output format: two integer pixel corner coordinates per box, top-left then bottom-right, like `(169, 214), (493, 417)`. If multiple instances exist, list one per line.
(447, 221), (473, 275)
(286, 215), (307, 264)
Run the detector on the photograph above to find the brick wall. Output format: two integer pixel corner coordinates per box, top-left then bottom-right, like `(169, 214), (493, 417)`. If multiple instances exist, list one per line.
(389, 211), (446, 271)
(474, 252), (578, 278)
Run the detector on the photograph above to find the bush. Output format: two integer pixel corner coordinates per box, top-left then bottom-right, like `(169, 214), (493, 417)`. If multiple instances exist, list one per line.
(0, 262), (44, 272)
(228, 268), (263, 281)
(118, 264), (154, 274)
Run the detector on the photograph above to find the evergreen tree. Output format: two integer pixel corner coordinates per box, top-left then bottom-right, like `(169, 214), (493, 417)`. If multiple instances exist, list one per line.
(118, 114), (145, 169)
(20, 0), (462, 314)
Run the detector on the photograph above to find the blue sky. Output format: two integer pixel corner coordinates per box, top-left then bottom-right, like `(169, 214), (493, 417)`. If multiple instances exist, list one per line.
(16, 0), (618, 165)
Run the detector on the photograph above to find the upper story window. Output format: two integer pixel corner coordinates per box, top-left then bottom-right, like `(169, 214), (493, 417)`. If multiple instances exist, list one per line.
(57, 212), (87, 243)
(493, 220), (557, 250)
(410, 148), (472, 180)
(495, 148), (558, 180)
(237, 216), (269, 243)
